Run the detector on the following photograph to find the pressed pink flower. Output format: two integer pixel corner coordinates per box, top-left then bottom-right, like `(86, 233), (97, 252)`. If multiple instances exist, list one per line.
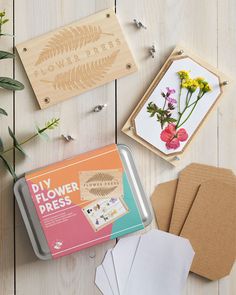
(166, 87), (176, 95)
(166, 137), (180, 149)
(166, 96), (177, 104)
(160, 124), (188, 150)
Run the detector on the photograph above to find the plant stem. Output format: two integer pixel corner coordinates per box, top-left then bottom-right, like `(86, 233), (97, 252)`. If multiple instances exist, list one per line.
(177, 92), (204, 128)
(176, 104), (188, 129)
(176, 87), (206, 129)
(187, 92), (192, 104)
(187, 92), (204, 108)
(0, 15), (2, 35)
(1, 118), (59, 155)
(2, 133), (38, 154)
(185, 90), (190, 106)
(163, 98), (167, 110)
(178, 85), (182, 113)
(177, 101), (198, 129)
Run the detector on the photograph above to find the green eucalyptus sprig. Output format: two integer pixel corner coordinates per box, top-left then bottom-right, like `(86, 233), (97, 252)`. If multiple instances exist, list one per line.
(0, 118), (60, 180)
(0, 10), (9, 36)
(0, 9), (24, 115)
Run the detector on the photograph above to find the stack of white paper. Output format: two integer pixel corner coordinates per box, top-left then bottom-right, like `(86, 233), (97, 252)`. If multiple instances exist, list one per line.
(95, 229), (194, 295)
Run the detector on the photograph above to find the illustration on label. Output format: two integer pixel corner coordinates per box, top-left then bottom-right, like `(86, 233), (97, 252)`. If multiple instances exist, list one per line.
(82, 197), (128, 231)
(79, 169), (123, 201)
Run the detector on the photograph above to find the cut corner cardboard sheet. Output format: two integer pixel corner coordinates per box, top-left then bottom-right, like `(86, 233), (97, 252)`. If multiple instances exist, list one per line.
(180, 180), (236, 280)
(151, 179), (177, 232)
(169, 163), (236, 235)
(16, 8), (137, 109)
(150, 163), (236, 280)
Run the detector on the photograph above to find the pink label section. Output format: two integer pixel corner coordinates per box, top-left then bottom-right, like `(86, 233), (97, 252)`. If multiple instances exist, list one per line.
(27, 181), (112, 258)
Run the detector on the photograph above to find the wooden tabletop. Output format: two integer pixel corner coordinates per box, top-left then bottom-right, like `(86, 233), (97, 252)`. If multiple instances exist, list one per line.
(0, 0), (235, 294)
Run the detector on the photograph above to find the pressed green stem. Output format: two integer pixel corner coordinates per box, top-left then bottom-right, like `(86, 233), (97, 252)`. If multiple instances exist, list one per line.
(177, 90), (204, 128)
(177, 101), (198, 128)
(187, 92), (204, 108)
(163, 98), (167, 110)
(176, 105), (187, 129)
(176, 88), (206, 129)
(185, 90), (190, 106)
(178, 85), (182, 113)
(187, 92), (193, 104)
(176, 90), (189, 128)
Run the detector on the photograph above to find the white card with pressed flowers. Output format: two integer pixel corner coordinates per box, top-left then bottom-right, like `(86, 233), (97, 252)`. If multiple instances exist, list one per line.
(134, 57), (221, 155)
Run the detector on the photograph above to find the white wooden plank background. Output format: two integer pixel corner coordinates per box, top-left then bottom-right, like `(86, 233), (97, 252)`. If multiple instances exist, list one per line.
(0, 0), (235, 294)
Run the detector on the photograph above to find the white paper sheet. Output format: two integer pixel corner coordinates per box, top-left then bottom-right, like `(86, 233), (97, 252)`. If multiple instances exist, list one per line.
(124, 230), (195, 295)
(112, 235), (140, 295)
(95, 230), (194, 295)
(95, 265), (113, 295)
(102, 249), (119, 295)
(134, 57), (221, 154)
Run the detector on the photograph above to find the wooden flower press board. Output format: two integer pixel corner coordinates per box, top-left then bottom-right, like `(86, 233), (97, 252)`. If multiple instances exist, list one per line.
(122, 45), (231, 165)
(16, 8), (137, 109)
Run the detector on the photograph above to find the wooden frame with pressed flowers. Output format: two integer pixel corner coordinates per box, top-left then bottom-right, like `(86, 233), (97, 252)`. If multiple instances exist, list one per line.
(122, 45), (231, 165)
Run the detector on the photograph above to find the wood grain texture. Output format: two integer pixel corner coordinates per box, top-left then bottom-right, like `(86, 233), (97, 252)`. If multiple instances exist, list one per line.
(116, 0), (223, 295)
(16, 8), (137, 109)
(218, 0), (236, 294)
(0, 1), (14, 295)
(14, 1), (115, 295)
(0, 0), (235, 295)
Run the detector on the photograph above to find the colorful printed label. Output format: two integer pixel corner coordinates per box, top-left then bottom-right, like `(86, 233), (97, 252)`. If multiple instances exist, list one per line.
(79, 169), (123, 201)
(26, 144), (144, 258)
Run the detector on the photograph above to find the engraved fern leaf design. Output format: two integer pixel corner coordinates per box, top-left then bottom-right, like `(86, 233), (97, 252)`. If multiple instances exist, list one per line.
(35, 25), (113, 65)
(41, 50), (119, 90)
(88, 186), (117, 197)
(87, 173), (114, 183)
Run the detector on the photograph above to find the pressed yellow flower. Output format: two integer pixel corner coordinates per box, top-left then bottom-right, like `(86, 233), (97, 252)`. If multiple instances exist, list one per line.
(195, 77), (204, 83)
(181, 78), (199, 92)
(178, 70), (190, 80)
(189, 79), (199, 92)
(196, 77), (212, 91)
(195, 77), (204, 89)
(181, 79), (190, 88)
(203, 83), (212, 92)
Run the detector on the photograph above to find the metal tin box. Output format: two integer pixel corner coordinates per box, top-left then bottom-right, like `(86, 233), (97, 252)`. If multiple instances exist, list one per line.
(14, 144), (152, 260)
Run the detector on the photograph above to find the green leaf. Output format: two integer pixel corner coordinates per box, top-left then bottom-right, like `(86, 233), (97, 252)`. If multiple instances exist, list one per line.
(0, 155), (17, 180)
(0, 137), (4, 153)
(35, 124), (49, 141)
(147, 102), (160, 117)
(8, 127), (26, 156)
(0, 108), (7, 115)
(15, 143), (26, 155)
(2, 19), (9, 24)
(38, 118), (60, 134)
(167, 118), (177, 123)
(0, 11), (6, 17)
(0, 77), (24, 91)
(45, 118), (60, 129)
(0, 50), (14, 60)
(156, 109), (165, 115)
(39, 132), (50, 141)
(0, 33), (14, 37)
